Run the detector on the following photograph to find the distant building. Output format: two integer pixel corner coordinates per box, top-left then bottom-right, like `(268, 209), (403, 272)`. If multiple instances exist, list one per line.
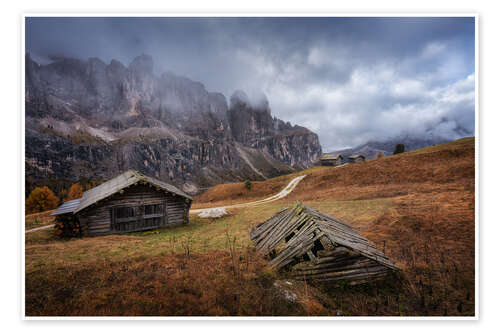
(348, 154), (365, 163)
(320, 153), (344, 166)
(51, 170), (192, 236)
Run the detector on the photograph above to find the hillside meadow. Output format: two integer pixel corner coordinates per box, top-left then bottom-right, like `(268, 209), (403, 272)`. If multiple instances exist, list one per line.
(25, 137), (475, 316)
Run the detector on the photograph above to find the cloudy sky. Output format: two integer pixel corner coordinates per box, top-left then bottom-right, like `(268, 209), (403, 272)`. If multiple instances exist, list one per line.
(26, 17), (475, 151)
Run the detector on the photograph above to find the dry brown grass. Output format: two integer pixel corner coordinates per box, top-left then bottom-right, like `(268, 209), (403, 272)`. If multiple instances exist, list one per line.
(285, 138), (474, 202)
(192, 173), (295, 208)
(26, 247), (338, 316)
(190, 137), (476, 316)
(25, 210), (55, 230)
(25, 137), (475, 316)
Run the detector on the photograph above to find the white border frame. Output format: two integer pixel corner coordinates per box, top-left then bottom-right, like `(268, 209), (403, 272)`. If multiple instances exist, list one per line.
(20, 13), (479, 321)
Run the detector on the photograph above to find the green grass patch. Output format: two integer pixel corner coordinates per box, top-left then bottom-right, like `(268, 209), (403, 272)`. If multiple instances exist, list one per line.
(26, 198), (392, 272)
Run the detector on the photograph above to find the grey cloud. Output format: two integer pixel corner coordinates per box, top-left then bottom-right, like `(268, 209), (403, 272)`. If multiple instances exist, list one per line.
(26, 17), (475, 151)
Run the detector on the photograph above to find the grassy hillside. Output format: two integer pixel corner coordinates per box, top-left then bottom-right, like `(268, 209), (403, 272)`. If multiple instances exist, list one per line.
(192, 173), (296, 208)
(25, 209), (56, 230)
(25, 137), (475, 316)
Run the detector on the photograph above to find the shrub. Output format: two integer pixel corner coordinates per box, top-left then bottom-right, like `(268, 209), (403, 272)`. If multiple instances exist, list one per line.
(26, 186), (59, 214)
(54, 214), (81, 238)
(66, 183), (83, 201)
(377, 151), (384, 159)
(393, 144), (405, 155)
(244, 180), (252, 190)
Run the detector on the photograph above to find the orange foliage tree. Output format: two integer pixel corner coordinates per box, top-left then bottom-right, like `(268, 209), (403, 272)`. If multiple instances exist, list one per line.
(66, 183), (83, 201)
(26, 186), (59, 214)
(377, 151), (384, 159)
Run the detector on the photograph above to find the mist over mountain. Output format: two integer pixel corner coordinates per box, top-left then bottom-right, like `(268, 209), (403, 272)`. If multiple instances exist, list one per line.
(25, 54), (321, 194)
(328, 134), (454, 160)
(26, 17), (475, 154)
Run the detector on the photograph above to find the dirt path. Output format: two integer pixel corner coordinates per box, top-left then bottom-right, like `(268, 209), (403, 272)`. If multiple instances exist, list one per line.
(190, 175), (306, 215)
(25, 175), (307, 233)
(25, 224), (54, 234)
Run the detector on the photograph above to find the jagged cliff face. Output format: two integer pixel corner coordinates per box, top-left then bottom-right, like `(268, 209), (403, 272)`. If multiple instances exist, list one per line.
(228, 90), (321, 168)
(25, 54), (321, 194)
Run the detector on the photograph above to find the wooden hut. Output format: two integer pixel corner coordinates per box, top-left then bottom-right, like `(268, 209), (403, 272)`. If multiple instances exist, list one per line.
(319, 153), (344, 166)
(348, 154), (365, 163)
(51, 170), (192, 236)
(250, 202), (399, 285)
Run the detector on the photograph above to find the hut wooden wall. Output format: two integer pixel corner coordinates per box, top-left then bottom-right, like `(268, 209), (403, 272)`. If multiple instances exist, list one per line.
(320, 158), (342, 166)
(349, 157), (365, 163)
(78, 184), (189, 236)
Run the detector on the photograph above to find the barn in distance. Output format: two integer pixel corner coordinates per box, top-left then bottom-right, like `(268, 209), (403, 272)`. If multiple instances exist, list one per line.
(348, 154), (365, 163)
(319, 153), (344, 166)
(51, 170), (192, 236)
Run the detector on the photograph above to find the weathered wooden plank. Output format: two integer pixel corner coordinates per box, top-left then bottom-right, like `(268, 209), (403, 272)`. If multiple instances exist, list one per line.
(314, 270), (390, 283)
(253, 209), (297, 246)
(259, 214), (311, 253)
(75, 182), (189, 235)
(295, 265), (390, 281)
(293, 255), (367, 271)
(251, 202), (399, 284)
(292, 259), (379, 277)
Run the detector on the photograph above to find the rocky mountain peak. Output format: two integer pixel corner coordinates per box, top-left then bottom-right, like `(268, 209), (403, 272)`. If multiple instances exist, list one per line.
(129, 54), (154, 75)
(25, 53), (322, 193)
(250, 91), (270, 113)
(109, 59), (127, 71)
(230, 90), (250, 108)
(230, 90), (270, 114)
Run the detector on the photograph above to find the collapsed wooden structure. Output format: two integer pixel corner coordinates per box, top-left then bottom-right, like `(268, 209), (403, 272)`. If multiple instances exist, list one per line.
(51, 170), (192, 236)
(250, 202), (399, 285)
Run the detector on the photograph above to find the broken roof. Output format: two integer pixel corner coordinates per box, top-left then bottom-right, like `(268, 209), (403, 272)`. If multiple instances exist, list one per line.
(52, 170), (192, 216)
(250, 202), (399, 272)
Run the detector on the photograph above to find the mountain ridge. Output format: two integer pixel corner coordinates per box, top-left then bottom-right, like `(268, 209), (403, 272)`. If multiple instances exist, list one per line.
(328, 135), (452, 160)
(25, 53), (322, 196)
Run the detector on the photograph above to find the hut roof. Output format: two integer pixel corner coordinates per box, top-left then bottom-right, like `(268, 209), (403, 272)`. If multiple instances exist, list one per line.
(50, 199), (81, 216)
(250, 202), (398, 272)
(320, 153), (342, 160)
(52, 170), (192, 216)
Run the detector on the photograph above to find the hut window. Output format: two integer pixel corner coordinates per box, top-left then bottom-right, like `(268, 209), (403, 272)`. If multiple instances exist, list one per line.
(144, 203), (163, 216)
(112, 203), (166, 232)
(116, 206), (135, 219)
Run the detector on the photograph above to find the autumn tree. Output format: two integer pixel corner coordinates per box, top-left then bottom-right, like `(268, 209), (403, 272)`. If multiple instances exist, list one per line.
(393, 143), (405, 155)
(67, 183), (83, 201)
(377, 151), (384, 159)
(59, 188), (68, 200)
(26, 186), (59, 214)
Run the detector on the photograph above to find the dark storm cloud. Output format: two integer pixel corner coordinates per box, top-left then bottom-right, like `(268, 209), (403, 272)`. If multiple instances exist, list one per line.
(26, 16), (475, 151)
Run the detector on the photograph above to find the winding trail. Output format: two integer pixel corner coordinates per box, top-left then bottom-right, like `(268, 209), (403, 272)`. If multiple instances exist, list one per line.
(25, 175), (307, 233)
(25, 224), (54, 234)
(190, 175), (306, 215)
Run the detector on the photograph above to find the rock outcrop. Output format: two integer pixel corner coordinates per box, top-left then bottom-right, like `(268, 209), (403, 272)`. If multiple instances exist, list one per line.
(25, 54), (322, 195)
